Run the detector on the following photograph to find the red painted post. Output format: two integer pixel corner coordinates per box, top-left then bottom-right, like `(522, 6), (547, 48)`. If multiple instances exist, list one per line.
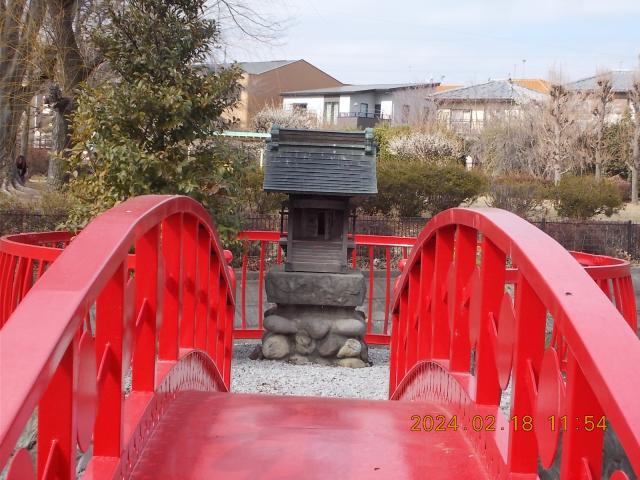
(94, 262), (126, 457)
(383, 247), (391, 335)
(195, 229), (211, 350)
(18, 258), (33, 301)
(405, 269), (420, 369)
(258, 241), (267, 329)
(240, 243), (248, 330)
(133, 225), (159, 392)
(207, 258), (221, 360)
(180, 215), (198, 348)
(430, 227), (454, 359)
(449, 226), (476, 372)
(367, 245), (374, 333)
(475, 236), (505, 406)
(560, 355), (605, 478)
(397, 291), (409, 381)
(508, 275), (546, 472)
(38, 338), (76, 478)
(224, 298), (235, 387)
(389, 311), (401, 393)
(159, 213), (182, 361)
(417, 242), (435, 361)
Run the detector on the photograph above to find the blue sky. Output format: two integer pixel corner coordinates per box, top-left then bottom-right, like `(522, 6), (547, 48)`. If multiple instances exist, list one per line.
(223, 0), (640, 85)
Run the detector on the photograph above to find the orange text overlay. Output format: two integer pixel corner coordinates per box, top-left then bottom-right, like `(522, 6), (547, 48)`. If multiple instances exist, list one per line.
(409, 415), (608, 433)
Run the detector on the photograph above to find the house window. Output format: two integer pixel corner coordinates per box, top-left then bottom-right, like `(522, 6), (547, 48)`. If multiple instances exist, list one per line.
(374, 104), (382, 118)
(292, 103), (308, 111)
(450, 109), (472, 131)
(324, 102), (339, 125)
(401, 105), (411, 123)
(359, 103), (369, 116)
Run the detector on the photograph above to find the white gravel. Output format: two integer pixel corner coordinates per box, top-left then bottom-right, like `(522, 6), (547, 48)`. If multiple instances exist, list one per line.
(231, 341), (390, 399)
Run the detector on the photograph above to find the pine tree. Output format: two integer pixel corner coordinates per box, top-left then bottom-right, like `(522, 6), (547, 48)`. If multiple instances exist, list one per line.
(64, 0), (242, 229)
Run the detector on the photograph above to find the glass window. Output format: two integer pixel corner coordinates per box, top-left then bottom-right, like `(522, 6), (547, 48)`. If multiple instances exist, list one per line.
(401, 104), (410, 123)
(324, 102), (339, 124)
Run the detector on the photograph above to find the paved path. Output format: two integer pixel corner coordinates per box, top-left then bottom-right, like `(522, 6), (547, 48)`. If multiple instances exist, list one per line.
(130, 392), (490, 480)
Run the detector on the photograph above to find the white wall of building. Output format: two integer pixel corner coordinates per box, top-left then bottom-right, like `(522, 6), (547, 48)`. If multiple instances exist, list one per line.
(282, 96), (325, 120)
(339, 96), (351, 115)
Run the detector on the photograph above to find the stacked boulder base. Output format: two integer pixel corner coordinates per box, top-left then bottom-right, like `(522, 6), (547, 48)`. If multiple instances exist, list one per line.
(259, 266), (368, 368)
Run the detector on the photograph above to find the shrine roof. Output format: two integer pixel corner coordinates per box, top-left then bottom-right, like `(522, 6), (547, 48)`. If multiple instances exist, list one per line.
(262, 127), (378, 196)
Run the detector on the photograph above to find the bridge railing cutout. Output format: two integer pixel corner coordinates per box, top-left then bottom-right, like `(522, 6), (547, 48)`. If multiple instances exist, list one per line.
(0, 195), (236, 479)
(389, 207), (639, 478)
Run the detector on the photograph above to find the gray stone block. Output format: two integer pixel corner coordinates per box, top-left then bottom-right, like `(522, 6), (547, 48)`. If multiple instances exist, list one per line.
(265, 266), (366, 307)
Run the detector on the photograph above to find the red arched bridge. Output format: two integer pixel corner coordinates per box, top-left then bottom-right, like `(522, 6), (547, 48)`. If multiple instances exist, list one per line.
(0, 195), (638, 479)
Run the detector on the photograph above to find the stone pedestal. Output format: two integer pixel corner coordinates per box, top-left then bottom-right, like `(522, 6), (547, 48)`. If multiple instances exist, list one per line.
(259, 266), (369, 367)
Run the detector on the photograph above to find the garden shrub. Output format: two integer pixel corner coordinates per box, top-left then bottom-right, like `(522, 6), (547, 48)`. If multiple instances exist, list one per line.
(608, 175), (631, 202)
(360, 160), (487, 217)
(553, 175), (623, 219)
(252, 106), (319, 132)
(487, 175), (551, 218)
(387, 131), (462, 162)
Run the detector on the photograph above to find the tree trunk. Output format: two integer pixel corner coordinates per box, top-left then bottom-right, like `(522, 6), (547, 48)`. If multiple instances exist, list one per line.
(47, 104), (70, 185)
(631, 165), (638, 205)
(46, 0), (88, 186)
(632, 128), (640, 204)
(20, 104), (31, 157)
(0, 98), (26, 189)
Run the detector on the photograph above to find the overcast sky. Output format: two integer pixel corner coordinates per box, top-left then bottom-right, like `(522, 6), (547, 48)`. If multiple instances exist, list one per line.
(222, 0), (640, 85)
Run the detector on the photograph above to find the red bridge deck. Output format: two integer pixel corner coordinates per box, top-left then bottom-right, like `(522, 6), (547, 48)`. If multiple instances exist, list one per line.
(129, 392), (489, 480)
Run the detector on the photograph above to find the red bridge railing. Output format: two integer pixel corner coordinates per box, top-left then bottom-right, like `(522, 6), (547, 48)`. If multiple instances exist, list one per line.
(235, 230), (415, 345)
(389, 208), (640, 478)
(0, 196), (236, 479)
(1, 228), (636, 345)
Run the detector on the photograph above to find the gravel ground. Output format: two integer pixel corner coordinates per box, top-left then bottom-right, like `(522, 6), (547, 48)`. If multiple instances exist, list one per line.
(231, 341), (390, 400)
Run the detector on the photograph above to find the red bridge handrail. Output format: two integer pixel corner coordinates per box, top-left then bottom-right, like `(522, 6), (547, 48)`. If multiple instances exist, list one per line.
(390, 207), (640, 477)
(0, 195), (236, 478)
(235, 230), (415, 343)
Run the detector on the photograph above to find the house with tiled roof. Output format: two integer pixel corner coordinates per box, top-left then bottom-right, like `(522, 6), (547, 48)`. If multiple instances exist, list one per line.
(210, 59), (343, 129)
(565, 70), (638, 121)
(428, 79), (547, 133)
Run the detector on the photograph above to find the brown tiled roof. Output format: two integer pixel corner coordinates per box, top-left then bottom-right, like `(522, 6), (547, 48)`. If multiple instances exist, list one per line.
(436, 84), (463, 92)
(512, 79), (551, 94)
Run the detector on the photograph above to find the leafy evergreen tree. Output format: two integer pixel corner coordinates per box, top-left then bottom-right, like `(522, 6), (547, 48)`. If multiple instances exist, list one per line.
(64, 0), (242, 233)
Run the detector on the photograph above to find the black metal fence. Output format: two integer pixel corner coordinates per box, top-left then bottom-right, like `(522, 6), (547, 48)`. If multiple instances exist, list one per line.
(0, 211), (67, 235)
(242, 215), (640, 261)
(1, 211), (638, 261)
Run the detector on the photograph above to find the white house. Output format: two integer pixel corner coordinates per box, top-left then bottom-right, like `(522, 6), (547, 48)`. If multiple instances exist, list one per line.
(281, 83), (439, 128)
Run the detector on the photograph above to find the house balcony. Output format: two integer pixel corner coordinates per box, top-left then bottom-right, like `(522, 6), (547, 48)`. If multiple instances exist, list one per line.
(336, 112), (390, 129)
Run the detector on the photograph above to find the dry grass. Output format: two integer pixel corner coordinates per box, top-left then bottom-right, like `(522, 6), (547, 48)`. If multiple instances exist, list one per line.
(469, 196), (640, 222)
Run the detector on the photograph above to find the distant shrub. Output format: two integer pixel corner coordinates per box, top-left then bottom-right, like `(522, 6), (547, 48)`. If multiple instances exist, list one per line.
(422, 164), (487, 215)
(608, 175), (631, 202)
(252, 106), (319, 132)
(487, 175), (551, 218)
(553, 176), (623, 219)
(387, 131), (462, 162)
(360, 160), (487, 217)
(238, 165), (285, 215)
